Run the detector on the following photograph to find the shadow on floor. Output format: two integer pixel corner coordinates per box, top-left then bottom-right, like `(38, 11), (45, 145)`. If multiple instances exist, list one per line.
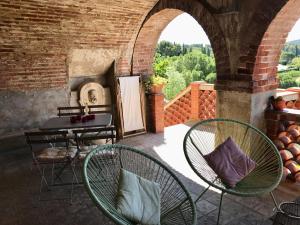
(0, 123), (298, 225)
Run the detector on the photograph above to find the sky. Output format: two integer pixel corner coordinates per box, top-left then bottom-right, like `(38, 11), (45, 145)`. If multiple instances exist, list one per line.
(287, 19), (300, 42)
(159, 13), (300, 44)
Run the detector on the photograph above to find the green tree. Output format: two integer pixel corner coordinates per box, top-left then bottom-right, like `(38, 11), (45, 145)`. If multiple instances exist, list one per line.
(278, 70), (300, 88)
(205, 72), (216, 84)
(291, 57), (300, 69)
(153, 53), (170, 78)
(156, 41), (182, 57)
(163, 69), (186, 100)
(280, 52), (295, 65)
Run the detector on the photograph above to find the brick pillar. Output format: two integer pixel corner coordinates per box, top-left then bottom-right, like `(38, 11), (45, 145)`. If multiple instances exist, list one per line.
(149, 93), (164, 133)
(190, 81), (203, 120)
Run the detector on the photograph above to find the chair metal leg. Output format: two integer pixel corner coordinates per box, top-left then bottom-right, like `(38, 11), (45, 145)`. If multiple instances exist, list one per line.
(270, 191), (280, 211)
(217, 191), (224, 225)
(39, 167), (49, 200)
(51, 163), (55, 185)
(70, 162), (79, 204)
(195, 184), (211, 203)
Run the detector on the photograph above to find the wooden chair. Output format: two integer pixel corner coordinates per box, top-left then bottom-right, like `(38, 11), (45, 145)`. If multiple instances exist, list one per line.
(88, 104), (113, 115)
(57, 106), (84, 117)
(73, 126), (116, 161)
(24, 130), (78, 200)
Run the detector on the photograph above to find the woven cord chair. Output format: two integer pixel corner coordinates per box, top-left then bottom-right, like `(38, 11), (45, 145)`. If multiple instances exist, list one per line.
(83, 144), (196, 225)
(183, 118), (283, 225)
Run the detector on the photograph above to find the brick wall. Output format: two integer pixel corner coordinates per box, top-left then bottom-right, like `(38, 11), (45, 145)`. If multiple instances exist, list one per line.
(1, 0), (296, 93)
(1, 0), (298, 134)
(0, 0), (157, 90)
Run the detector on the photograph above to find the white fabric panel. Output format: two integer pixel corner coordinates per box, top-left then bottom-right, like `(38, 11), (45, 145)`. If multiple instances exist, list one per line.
(119, 76), (144, 132)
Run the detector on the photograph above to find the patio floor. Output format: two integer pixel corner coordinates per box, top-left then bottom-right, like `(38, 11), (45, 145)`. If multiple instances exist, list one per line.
(1, 123), (299, 225)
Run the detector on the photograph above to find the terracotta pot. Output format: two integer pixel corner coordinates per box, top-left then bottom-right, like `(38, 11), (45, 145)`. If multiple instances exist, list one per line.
(286, 101), (294, 108)
(279, 136), (292, 146)
(295, 100), (300, 109)
(278, 131), (289, 138)
(274, 99), (286, 110)
(274, 139), (285, 150)
(282, 167), (291, 182)
(279, 150), (294, 161)
(149, 84), (164, 94)
(286, 161), (300, 174)
(289, 128), (300, 140)
(285, 159), (294, 167)
(288, 143), (300, 157)
(287, 124), (299, 131)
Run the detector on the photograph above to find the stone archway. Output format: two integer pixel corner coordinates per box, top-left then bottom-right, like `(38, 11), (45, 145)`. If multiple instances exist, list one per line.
(238, 0), (300, 93)
(131, 0), (230, 77)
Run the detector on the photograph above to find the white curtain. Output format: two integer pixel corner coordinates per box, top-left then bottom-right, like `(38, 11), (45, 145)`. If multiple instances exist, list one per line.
(119, 76), (144, 132)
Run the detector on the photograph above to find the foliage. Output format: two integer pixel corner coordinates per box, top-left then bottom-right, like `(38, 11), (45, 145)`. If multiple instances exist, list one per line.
(144, 74), (167, 92)
(153, 53), (170, 78)
(153, 41), (216, 100)
(205, 72), (216, 84)
(156, 41), (182, 57)
(153, 40), (300, 101)
(278, 70), (300, 88)
(291, 57), (300, 69)
(279, 42), (300, 65)
(163, 69), (186, 100)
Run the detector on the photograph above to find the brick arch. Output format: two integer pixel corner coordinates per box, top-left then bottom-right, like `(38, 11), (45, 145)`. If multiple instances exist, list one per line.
(239, 0), (300, 93)
(132, 0), (230, 77)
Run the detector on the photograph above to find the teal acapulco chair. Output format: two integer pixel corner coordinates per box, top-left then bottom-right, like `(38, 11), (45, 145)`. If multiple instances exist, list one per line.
(183, 118), (283, 225)
(82, 144), (196, 225)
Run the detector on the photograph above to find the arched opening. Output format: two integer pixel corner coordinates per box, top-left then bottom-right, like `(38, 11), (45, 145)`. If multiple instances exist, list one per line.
(153, 13), (217, 127)
(277, 19), (300, 90)
(154, 13), (216, 101)
(131, 0), (228, 131)
(240, 0), (300, 93)
(132, 0), (229, 77)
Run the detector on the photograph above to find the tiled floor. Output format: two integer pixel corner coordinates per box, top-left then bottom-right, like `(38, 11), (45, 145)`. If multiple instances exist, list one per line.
(0, 123), (299, 225)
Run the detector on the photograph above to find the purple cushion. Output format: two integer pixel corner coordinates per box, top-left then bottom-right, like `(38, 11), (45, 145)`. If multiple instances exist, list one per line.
(203, 137), (256, 188)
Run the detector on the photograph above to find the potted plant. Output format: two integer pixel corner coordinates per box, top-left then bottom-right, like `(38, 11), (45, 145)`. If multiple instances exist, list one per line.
(144, 75), (167, 94)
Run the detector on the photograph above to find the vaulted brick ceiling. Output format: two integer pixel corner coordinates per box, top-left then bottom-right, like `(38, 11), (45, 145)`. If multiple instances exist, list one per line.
(0, 0), (296, 91)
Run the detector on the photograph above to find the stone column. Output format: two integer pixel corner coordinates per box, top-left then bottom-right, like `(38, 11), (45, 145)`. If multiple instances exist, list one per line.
(217, 90), (276, 130)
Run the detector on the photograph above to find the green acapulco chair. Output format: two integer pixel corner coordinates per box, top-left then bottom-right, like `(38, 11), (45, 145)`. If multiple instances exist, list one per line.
(183, 118), (283, 225)
(83, 144), (196, 225)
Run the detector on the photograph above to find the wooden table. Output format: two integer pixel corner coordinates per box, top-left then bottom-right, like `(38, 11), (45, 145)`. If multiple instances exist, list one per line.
(40, 114), (112, 130)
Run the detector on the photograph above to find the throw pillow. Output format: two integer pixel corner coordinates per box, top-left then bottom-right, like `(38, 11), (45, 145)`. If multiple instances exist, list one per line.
(204, 137), (256, 188)
(117, 169), (160, 225)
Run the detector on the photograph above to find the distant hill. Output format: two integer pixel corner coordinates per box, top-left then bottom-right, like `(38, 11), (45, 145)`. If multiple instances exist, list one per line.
(287, 39), (300, 45)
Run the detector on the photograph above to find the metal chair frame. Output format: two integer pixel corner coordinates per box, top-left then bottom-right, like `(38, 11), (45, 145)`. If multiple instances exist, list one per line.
(83, 144), (197, 225)
(24, 130), (78, 200)
(183, 118), (283, 225)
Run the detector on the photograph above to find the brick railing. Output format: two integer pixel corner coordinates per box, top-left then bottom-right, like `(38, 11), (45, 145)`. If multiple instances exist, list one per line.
(164, 86), (192, 127)
(164, 81), (216, 127)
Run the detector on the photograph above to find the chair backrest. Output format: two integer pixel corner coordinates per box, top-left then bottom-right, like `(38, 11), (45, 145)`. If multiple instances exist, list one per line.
(183, 118), (283, 196)
(88, 104), (112, 115)
(88, 104), (114, 126)
(57, 106), (84, 117)
(24, 130), (69, 154)
(73, 126), (116, 146)
(83, 144), (196, 225)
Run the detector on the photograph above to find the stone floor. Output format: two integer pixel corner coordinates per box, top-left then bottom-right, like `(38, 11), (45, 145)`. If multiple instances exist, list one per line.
(1, 123), (299, 225)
